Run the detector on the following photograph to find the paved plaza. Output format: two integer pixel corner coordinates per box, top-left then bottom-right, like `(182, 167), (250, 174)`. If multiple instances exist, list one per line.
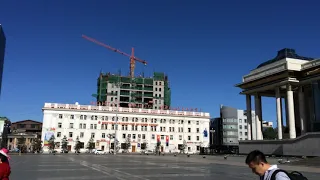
(9, 154), (320, 180)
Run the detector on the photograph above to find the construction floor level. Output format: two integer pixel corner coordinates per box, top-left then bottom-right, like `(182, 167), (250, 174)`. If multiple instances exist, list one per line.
(93, 72), (171, 109)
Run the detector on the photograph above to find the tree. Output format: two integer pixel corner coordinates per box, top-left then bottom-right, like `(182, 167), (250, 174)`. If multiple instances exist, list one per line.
(48, 135), (55, 152)
(155, 141), (161, 153)
(123, 137), (131, 152)
(1, 117), (11, 148)
(263, 127), (277, 140)
(180, 140), (187, 154)
(74, 136), (81, 153)
(86, 138), (95, 152)
(32, 138), (42, 153)
(61, 135), (68, 151)
(141, 142), (147, 150)
(17, 136), (27, 153)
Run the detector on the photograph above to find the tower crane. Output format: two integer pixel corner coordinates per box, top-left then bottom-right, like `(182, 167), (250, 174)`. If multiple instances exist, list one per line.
(82, 34), (147, 78)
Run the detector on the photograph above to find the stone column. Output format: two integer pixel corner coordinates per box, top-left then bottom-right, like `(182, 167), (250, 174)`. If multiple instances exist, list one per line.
(254, 95), (263, 140)
(246, 95), (252, 140)
(287, 84), (296, 139)
(299, 86), (307, 134)
(275, 87), (283, 139)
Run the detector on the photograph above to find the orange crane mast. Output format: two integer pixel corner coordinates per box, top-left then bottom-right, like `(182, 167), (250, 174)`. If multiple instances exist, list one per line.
(82, 34), (147, 78)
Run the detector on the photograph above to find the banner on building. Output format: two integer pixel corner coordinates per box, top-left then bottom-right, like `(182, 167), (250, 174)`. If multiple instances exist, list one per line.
(166, 135), (169, 146)
(44, 131), (54, 146)
(157, 135), (160, 143)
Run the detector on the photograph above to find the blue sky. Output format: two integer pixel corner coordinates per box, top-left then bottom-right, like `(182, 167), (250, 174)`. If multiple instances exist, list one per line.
(1, 1), (320, 124)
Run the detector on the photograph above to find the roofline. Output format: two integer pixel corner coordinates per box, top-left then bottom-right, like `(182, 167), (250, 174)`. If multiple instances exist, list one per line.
(12, 120), (42, 124)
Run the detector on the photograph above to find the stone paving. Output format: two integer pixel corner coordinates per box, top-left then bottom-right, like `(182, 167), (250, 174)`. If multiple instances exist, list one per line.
(9, 154), (320, 180)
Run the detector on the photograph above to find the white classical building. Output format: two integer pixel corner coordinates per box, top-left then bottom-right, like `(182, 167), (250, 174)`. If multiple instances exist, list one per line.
(42, 103), (210, 153)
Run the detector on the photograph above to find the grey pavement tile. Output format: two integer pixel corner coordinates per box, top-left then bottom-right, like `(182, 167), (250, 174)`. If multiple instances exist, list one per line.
(8, 154), (320, 180)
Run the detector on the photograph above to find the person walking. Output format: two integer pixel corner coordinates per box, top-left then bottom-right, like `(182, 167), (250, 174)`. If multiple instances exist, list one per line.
(245, 150), (290, 180)
(0, 149), (11, 180)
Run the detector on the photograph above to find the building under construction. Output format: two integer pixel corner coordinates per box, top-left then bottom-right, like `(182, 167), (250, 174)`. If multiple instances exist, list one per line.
(93, 72), (171, 109)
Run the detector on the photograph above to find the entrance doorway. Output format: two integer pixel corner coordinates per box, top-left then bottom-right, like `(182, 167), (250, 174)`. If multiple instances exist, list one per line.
(132, 145), (136, 152)
(67, 145), (71, 151)
(101, 146), (105, 151)
(161, 146), (164, 152)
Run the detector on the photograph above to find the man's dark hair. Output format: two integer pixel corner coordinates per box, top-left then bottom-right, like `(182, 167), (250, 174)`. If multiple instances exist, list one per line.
(245, 150), (268, 165)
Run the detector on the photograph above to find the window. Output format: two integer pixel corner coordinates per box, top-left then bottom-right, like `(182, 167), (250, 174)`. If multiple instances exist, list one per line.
(69, 123), (74, 129)
(90, 124), (93, 129)
(69, 132), (73, 138)
(188, 136), (191, 140)
(132, 134), (136, 139)
(188, 121), (191, 124)
(94, 124), (97, 129)
(80, 132), (84, 138)
(91, 133), (95, 138)
(83, 124), (86, 129)
(57, 132), (61, 137)
(70, 115), (74, 119)
(188, 128), (191, 133)
(142, 134), (146, 139)
(196, 128), (199, 133)
(58, 123), (62, 128)
(239, 125), (242, 129)
(240, 132), (243, 136)
(196, 136), (199, 141)
(79, 123), (82, 129)
(122, 134), (126, 138)
(196, 121), (199, 125)
(239, 119), (242, 123)
(102, 133), (105, 138)
(84, 115), (87, 120)
(59, 114), (63, 119)
(245, 125), (247, 129)
(170, 135), (173, 140)
(244, 119), (247, 123)
(159, 88), (161, 91)
(161, 135), (164, 140)
(179, 135), (182, 140)
(245, 132), (248, 136)
(152, 134), (155, 139)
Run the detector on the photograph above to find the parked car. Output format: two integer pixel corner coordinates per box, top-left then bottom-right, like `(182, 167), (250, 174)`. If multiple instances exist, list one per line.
(95, 150), (106, 155)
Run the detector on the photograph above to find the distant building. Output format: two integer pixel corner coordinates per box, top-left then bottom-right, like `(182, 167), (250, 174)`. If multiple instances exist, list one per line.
(7, 120), (42, 151)
(0, 25), (6, 96)
(262, 121), (273, 130)
(210, 105), (273, 153)
(41, 103), (210, 153)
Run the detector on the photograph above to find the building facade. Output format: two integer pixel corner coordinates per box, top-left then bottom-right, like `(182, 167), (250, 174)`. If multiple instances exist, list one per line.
(42, 103), (210, 153)
(236, 48), (320, 140)
(94, 72), (171, 110)
(0, 25), (6, 96)
(7, 120), (42, 151)
(210, 105), (273, 152)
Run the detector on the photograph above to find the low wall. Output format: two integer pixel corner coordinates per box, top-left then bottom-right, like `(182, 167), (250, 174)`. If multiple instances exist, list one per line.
(239, 132), (320, 156)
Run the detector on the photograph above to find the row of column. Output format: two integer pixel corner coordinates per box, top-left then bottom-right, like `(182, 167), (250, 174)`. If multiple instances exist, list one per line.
(246, 84), (306, 140)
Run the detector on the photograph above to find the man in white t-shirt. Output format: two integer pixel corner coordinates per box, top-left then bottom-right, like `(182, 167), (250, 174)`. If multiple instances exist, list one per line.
(245, 150), (290, 180)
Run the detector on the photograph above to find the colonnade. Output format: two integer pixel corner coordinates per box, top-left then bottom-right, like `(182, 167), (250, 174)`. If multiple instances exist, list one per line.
(245, 84), (306, 140)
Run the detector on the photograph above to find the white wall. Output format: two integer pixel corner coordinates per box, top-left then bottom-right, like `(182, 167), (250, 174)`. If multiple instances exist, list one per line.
(42, 109), (210, 154)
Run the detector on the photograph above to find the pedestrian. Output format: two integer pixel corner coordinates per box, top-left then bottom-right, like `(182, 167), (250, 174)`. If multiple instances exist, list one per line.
(245, 150), (290, 180)
(0, 148), (10, 167)
(0, 149), (11, 180)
